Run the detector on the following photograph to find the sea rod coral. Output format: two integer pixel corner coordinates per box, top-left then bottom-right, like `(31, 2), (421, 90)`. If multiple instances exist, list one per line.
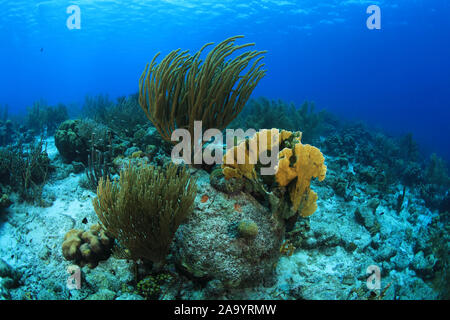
(138, 35), (266, 148)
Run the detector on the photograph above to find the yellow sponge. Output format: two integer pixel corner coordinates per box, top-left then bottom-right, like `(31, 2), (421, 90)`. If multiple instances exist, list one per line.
(222, 129), (293, 180)
(221, 128), (326, 218)
(275, 142), (327, 217)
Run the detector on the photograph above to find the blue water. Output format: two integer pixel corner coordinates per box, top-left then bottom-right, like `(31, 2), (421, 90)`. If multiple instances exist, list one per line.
(1, 0), (449, 160)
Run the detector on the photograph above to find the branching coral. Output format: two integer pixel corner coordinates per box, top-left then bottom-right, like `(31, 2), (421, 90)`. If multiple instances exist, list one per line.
(138, 35), (266, 145)
(425, 153), (450, 186)
(93, 163), (197, 271)
(85, 132), (114, 191)
(0, 136), (51, 203)
(25, 100), (68, 135)
(55, 119), (119, 165)
(229, 98), (325, 143)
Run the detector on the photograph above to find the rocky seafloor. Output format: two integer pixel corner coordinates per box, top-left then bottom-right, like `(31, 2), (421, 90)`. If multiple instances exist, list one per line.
(0, 132), (447, 300)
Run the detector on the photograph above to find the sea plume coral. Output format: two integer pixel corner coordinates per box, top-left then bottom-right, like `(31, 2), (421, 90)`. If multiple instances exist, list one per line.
(138, 35), (266, 146)
(92, 163), (197, 271)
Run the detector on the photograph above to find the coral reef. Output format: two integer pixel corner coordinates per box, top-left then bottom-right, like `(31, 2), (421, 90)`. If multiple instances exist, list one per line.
(0, 259), (21, 299)
(81, 93), (150, 141)
(55, 119), (124, 164)
(230, 98), (326, 144)
(0, 118), (34, 148)
(0, 137), (51, 203)
(320, 121), (449, 214)
(81, 94), (115, 124)
(1, 71), (449, 301)
(25, 100), (68, 135)
(425, 153), (450, 187)
(174, 128), (326, 290)
(354, 206), (381, 236)
(0, 116), (14, 147)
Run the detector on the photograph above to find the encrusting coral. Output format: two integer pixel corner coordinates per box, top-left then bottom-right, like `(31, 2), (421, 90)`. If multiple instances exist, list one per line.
(221, 128), (326, 219)
(237, 219), (259, 239)
(137, 273), (173, 300)
(62, 224), (113, 268)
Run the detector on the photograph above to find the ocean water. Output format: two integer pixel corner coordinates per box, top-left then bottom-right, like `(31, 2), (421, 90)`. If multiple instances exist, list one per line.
(1, 0), (449, 159)
(0, 0), (449, 301)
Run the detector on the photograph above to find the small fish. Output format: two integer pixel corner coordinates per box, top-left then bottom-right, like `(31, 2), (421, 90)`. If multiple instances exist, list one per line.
(379, 212), (384, 215)
(234, 203), (242, 212)
(201, 195), (209, 203)
(82, 217), (88, 224)
(40, 47), (44, 53)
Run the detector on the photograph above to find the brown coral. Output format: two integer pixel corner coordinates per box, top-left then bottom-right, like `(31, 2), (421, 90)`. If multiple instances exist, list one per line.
(62, 224), (113, 268)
